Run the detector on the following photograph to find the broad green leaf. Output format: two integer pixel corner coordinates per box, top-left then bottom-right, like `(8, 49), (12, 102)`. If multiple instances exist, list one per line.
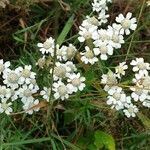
(57, 14), (74, 46)
(94, 131), (116, 150)
(137, 112), (150, 129)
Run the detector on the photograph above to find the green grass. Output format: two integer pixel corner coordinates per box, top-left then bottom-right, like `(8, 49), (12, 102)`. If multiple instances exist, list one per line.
(0, 0), (150, 149)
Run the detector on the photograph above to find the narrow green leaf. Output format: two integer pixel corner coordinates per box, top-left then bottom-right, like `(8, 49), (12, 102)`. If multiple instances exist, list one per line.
(57, 14), (74, 46)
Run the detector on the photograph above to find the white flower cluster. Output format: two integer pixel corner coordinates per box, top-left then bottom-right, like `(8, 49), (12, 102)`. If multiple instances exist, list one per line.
(92, 0), (112, 25)
(37, 38), (77, 61)
(0, 59), (40, 115)
(38, 37), (86, 101)
(1, 0), (147, 120)
(78, 0), (137, 63)
(101, 58), (150, 118)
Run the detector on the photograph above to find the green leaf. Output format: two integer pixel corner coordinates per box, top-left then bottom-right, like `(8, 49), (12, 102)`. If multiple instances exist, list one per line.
(88, 144), (97, 150)
(94, 131), (116, 150)
(137, 112), (150, 129)
(57, 14), (74, 46)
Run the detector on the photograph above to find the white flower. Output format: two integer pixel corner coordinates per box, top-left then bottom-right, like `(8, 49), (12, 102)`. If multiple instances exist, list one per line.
(53, 81), (70, 100)
(0, 99), (13, 115)
(18, 65), (36, 85)
(65, 61), (77, 73)
(93, 42), (113, 60)
(82, 16), (100, 27)
(116, 12), (137, 35)
(107, 87), (125, 110)
(132, 75), (150, 92)
(40, 87), (51, 102)
(3, 68), (21, 89)
(92, 29), (110, 41)
(67, 73), (86, 93)
(0, 59), (10, 74)
(130, 86), (149, 102)
(36, 57), (46, 68)
(130, 58), (150, 78)
(63, 44), (77, 61)
(92, 0), (111, 13)
(55, 45), (67, 61)
(28, 78), (39, 91)
(101, 71), (118, 86)
(115, 62), (128, 78)
(18, 85), (38, 103)
(80, 46), (98, 65)
(23, 98), (40, 115)
(101, 71), (118, 92)
(142, 97), (150, 108)
(98, 9), (109, 25)
(0, 85), (11, 100)
(92, 0), (111, 25)
(37, 37), (55, 55)
(10, 89), (19, 101)
(123, 103), (138, 118)
(107, 25), (124, 49)
(51, 62), (71, 81)
(78, 25), (97, 42)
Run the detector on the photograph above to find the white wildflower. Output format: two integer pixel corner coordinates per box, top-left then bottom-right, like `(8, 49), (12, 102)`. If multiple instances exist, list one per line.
(130, 58), (150, 78)
(63, 44), (77, 61)
(107, 25), (124, 49)
(80, 46), (98, 65)
(115, 62), (128, 78)
(78, 25), (97, 42)
(18, 85), (38, 103)
(92, 29), (110, 41)
(93, 41), (113, 60)
(23, 98), (40, 115)
(37, 37), (55, 55)
(107, 87), (131, 110)
(53, 81), (70, 100)
(67, 73), (86, 93)
(40, 87), (51, 102)
(101, 71), (118, 92)
(0, 85), (11, 100)
(65, 61), (77, 73)
(0, 59), (10, 74)
(18, 65), (36, 85)
(3, 68), (21, 89)
(55, 45), (67, 61)
(82, 16), (100, 27)
(130, 86), (149, 102)
(142, 98), (150, 108)
(116, 12), (137, 35)
(98, 9), (109, 25)
(51, 62), (70, 81)
(123, 103), (138, 118)
(0, 99), (13, 115)
(10, 89), (19, 101)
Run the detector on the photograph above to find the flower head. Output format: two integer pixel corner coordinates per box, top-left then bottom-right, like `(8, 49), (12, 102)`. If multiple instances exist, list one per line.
(116, 12), (137, 35)
(80, 46), (98, 64)
(67, 73), (86, 93)
(37, 37), (55, 55)
(0, 99), (13, 115)
(123, 103), (138, 118)
(53, 81), (71, 100)
(115, 62), (128, 78)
